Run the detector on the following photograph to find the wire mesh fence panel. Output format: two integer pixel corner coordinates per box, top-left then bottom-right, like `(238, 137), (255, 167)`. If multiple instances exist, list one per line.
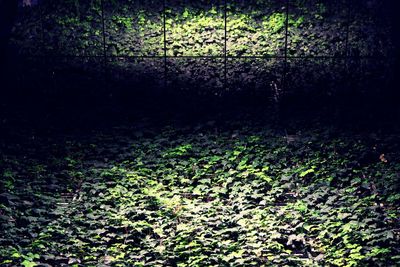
(107, 57), (165, 97)
(165, 0), (225, 57)
(227, 0), (287, 57)
(7, 0), (396, 99)
(287, 0), (349, 57)
(347, 0), (395, 57)
(166, 57), (225, 96)
(40, 0), (104, 57)
(226, 58), (285, 97)
(284, 58), (346, 96)
(49, 57), (106, 97)
(104, 0), (164, 57)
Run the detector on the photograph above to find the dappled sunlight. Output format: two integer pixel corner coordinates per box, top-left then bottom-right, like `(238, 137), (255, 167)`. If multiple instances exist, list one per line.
(0, 0), (398, 266)
(2, 120), (398, 265)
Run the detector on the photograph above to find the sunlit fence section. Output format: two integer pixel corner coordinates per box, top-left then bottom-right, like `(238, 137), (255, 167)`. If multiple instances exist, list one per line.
(10, 0), (395, 98)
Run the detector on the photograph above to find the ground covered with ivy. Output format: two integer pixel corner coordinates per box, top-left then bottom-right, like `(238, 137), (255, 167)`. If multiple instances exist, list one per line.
(0, 111), (399, 267)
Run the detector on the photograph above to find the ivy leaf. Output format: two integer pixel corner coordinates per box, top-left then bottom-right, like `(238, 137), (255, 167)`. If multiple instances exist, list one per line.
(299, 168), (315, 177)
(21, 260), (37, 267)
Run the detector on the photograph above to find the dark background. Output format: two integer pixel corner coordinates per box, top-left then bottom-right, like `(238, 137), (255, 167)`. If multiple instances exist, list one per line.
(0, 0), (399, 130)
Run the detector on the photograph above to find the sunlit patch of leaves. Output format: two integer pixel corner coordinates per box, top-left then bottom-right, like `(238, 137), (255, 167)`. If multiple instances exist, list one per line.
(1, 121), (399, 266)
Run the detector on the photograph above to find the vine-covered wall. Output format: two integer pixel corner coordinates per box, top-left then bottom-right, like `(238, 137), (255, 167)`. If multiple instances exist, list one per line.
(10, 0), (395, 98)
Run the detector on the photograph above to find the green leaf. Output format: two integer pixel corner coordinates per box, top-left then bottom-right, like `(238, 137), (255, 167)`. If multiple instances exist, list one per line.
(21, 260), (37, 267)
(11, 252), (21, 258)
(299, 168), (315, 177)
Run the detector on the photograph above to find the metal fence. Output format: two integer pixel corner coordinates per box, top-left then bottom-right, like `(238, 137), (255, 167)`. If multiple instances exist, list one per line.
(13, 0), (394, 98)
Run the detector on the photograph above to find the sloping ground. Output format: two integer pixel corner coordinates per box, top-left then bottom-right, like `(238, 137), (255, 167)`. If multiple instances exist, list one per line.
(1, 118), (399, 266)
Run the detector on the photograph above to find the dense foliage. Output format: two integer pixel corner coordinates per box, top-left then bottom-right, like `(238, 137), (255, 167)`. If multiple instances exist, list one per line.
(2, 1), (398, 265)
(1, 119), (399, 266)
(10, 0), (394, 96)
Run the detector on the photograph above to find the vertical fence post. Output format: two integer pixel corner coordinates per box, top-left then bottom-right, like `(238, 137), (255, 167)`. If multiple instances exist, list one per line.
(276, 0), (290, 119)
(283, 0), (290, 88)
(344, 0), (351, 64)
(38, 0), (45, 94)
(224, 0), (228, 93)
(100, 0), (108, 96)
(38, 0), (44, 53)
(284, 0), (289, 66)
(344, 0), (351, 93)
(163, 0), (167, 93)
